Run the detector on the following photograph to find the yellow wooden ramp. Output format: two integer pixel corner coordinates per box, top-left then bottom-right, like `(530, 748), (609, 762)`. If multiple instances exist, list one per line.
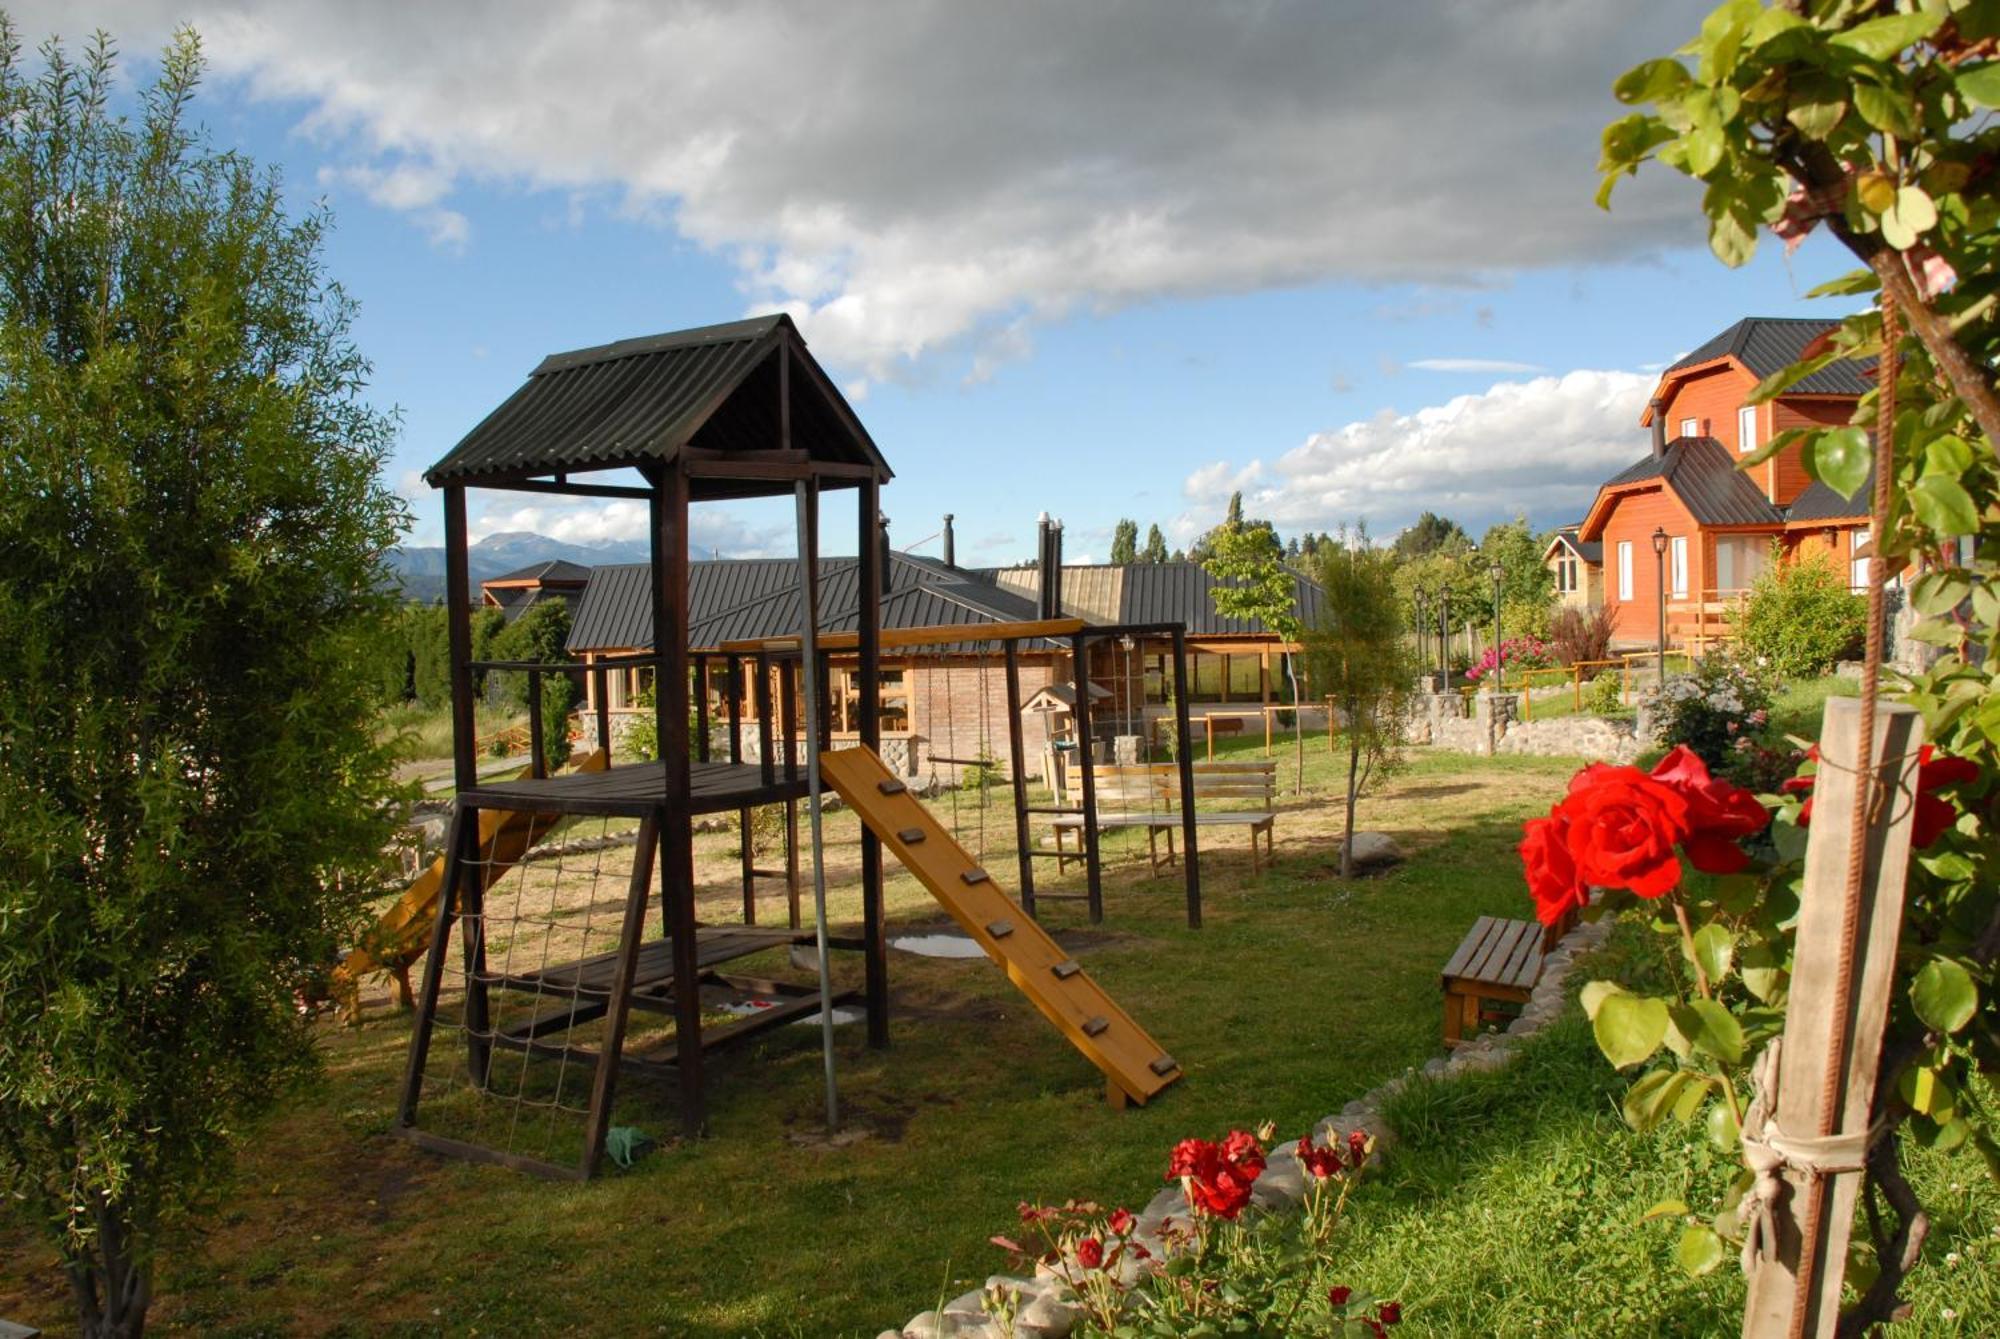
(819, 745), (1182, 1108)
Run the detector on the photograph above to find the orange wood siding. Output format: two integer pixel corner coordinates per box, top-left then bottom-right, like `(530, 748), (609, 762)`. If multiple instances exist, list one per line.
(1599, 486), (1701, 644)
(1769, 397), (1857, 507)
(1659, 364), (1757, 450)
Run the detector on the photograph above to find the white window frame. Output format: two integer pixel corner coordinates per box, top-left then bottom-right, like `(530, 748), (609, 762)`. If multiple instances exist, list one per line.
(1738, 405), (1757, 454)
(1680, 416), (1699, 438)
(1670, 535), (1689, 598)
(1851, 526), (1872, 591)
(1617, 541), (1634, 601)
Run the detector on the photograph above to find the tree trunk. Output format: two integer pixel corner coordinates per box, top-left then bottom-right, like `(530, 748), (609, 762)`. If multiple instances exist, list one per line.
(1341, 734), (1360, 880)
(66, 1197), (152, 1339)
(1286, 655), (1304, 795)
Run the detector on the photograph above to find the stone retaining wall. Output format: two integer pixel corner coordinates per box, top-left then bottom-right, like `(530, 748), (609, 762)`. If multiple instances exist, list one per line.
(1406, 690), (1655, 762)
(878, 914), (1616, 1339)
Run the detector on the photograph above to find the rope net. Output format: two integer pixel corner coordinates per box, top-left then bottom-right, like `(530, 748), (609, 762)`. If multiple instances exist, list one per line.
(409, 810), (640, 1170)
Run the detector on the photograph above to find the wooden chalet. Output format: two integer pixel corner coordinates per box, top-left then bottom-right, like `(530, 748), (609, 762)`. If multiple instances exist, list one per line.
(1556, 317), (1874, 649)
(479, 558), (590, 622)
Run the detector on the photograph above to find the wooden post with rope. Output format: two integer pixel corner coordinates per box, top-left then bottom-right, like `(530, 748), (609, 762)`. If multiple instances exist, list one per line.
(1739, 295), (1924, 1339)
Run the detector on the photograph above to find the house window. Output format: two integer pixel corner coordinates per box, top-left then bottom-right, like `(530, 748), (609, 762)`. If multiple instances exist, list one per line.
(1679, 416), (1699, 438)
(1670, 535), (1689, 598)
(1851, 527), (1872, 591)
(1716, 535), (1772, 594)
(1554, 554), (1576, 594)
(1617, 541), (1634, 601)
(1738, 405), (1757, 454)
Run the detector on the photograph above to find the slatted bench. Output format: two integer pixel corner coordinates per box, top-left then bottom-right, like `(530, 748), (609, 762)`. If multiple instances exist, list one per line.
(1440, 910), (1576, 1046)
(1052, 760), (1279, 874)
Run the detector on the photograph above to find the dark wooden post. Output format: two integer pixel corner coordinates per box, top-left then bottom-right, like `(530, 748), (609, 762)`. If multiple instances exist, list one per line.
(857, 477), (889, 1045)
(593, 659), (611, 763)
(727, 654), (744, 764)
(779, 655), (801, 927)
(443, 486), (477, 794)
(1741, 698), (1924, 1338)
(1070, 630), (1103, 924)
(581, 810), (660, 1175)
(1172, 626), (1202, 929)
(650, 461), (704, 1138)
(694, 655), (711, 763)
(755, 651), (775, 785)
(1004, 639), (1036, 917)
(398, 804), (468, 1125)
(527, 668), (545, 779)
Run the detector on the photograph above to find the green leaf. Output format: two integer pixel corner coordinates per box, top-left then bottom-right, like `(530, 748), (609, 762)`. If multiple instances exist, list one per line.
(1642, 1199), (1690, 1223)
(1686, 123), (1725, 177)
(1909, 474), (1981, 535)
(1830, 11), (1943, 61)
(1959, 61), (2000, 108)
(1911, 571), (1972, 617)
(1742, 426), (1809, 468)
(1809, 426), (1872, 499)
(1853, 82), (1915, 138)
(1580, 979), (1625, 1021)
(1691, 923), (1735, 985)
(1787, 92), (1847, 139)
(1621, 1068), (1692, 1134)
(1615, 59), (1692, 105)
(1595, 993), (1670, 1069)
(1881, 186), (1937, 250)
(1709, 210), (1757, 268)
(1677, 1224), (1727, 1276)
(1912, 958), (1978, 1034)
(1748, 350), (1840, 403)
(1599, 114), (1678, 173)
(1672, 1073), (1713, 1124)
(1803, 268), (1878, 299)
(1900, 1064), (1948, 1117)
(1672, 999), (1745, 1064)
(1739, 939), (1786, 1004)
(1707, 1098), (1741, 1152)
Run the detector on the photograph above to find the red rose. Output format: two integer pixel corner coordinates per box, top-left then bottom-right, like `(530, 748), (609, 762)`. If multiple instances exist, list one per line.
(1786, 744), (1979, 848)
(1075, 1237), (1104, 1269)
(1328, 1285), (1353, 1307)
(1107, 1207), (1134, 1237)
(1296, 1135), (1343, 1181)
(1380, 1301), (1403, 1325)
(1347, 1128), (1369, 1167)
(1167, 1132), (1264, 1220)
(1559, 763), (1691, 897)
(1519, 807), (1589, 926)
(1648, 745), (1770, 874)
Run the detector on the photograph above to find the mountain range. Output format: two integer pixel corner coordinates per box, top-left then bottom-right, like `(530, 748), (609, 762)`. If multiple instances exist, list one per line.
(385, 531), (650, 602)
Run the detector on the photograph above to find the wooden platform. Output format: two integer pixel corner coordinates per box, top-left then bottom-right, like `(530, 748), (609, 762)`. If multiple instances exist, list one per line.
(463, 760), (807, 817)
(494, 925), (805, 1000)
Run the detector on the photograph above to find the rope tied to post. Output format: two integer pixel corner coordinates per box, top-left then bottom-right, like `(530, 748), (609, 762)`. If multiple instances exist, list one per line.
(1737, 1039), (1888, 1275)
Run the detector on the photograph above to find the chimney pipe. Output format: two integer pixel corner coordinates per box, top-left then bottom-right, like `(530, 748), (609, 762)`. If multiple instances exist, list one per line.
(1048, 520), (1065, 619)
(942, 513), (955, 568)
(1649, 397), (1667, 457)
(877, 512), (891, 597)
(1036, 514), (1055, 619)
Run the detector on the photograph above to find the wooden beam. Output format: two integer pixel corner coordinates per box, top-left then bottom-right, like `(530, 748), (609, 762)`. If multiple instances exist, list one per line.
(479, 476), (655, 500)
(718, 617), (1086, 655)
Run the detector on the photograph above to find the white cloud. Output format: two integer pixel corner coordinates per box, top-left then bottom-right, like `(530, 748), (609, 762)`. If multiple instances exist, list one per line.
(317, 160), (469, 251)
(1183, 369), (1656, 535)
(1408, 357), (1548, 374)
(467, 499), (790, 557)
(28, 0), (1707, 379)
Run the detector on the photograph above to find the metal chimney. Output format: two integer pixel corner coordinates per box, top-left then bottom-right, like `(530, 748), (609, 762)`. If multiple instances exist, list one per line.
(1649, 396), (1667, 457)
(1035, 514), (1055, 618)
(942, 513), (955, 568)
(877, 512), (892, 596)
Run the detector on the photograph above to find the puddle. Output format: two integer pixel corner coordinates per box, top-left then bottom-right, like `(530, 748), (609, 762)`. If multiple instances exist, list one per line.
(890, 933), (988, 959)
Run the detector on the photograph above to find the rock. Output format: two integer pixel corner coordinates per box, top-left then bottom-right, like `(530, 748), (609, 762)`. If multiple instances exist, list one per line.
(1343, 831), (1403, 870)
(1422, 1056), (1449, 1078)
(902, 1312), (941, 1339)
(1251, 1156), (1306, 1210)
(1014, 1289), (1078, 1338)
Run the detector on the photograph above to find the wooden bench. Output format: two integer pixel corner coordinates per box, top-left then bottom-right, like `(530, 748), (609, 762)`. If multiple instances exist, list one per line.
(1052, 760), (1279, 874)
(1439, 910), (1576, 1046)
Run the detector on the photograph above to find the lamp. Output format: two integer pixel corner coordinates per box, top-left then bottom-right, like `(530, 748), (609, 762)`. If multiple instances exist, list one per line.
(1488, 560), (1504, 691)
(1651, 527), (1669, 682)
(1438, 588), (1452, 680)
(1414, 592), (1430, 678)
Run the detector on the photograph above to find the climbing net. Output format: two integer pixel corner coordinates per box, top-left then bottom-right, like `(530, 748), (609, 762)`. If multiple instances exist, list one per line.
(406, 809), (643, 1174)
(920, 641), (997, 860)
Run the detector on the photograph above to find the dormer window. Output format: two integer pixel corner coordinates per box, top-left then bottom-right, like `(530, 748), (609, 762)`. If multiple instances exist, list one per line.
(1680, 416), (1699, 438)
(1738, 405), (1757, 454)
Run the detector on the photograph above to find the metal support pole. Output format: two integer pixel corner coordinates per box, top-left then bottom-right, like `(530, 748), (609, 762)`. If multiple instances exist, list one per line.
(1171, 626), (1201, 929)
(1004, 639), (1035, 916)
(1070, 631), (1103, 924)
(793, 479), (839, 1132)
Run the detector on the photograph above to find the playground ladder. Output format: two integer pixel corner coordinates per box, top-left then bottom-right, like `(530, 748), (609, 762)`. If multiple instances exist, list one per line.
(819, 745), (1182, 1108)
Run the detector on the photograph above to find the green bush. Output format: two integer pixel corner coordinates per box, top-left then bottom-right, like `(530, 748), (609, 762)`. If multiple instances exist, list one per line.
(1585, 669), (1624, 716)
(1642, 652), (1773, 776)
(489, 601), (579, 769)
(1734, 551), (1867, 679)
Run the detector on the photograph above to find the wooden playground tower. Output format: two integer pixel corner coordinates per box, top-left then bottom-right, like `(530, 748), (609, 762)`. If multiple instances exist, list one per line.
(399, 315), (895, 1176)
(397, 315), (1189, 1179)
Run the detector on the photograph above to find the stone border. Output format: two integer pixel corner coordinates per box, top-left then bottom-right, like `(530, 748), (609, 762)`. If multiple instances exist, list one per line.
(878, 914), (1616, 1339)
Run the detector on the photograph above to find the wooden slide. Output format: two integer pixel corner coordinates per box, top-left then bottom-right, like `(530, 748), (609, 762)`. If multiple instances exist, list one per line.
(332, 747), (608, 1024)
(819, 745), (1182, 1108)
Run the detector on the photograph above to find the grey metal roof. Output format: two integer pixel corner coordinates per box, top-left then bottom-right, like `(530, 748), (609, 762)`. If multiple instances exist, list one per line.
(489, 559), (591, 585)
(1666, 316), (1873, 396)
(1784, 472), (1873, 522)
(1545, 527), (1603, 565)
(567, 552), (1049, 653)
(425, 314), (890, 491)
(1602, 437), (1782, 527)
(1116, 562), (1325, 635)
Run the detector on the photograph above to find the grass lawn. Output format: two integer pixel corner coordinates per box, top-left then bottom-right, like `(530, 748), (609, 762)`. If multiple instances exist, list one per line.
(6, 719), (1984, 1336)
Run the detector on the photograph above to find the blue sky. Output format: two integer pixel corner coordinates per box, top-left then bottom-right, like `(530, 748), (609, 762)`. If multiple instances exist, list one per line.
(36, 1), (1860, 565)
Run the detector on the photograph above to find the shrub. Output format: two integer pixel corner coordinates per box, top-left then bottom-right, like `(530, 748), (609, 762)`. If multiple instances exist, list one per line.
(1733, 551), (1867, 679)
(1642, 653), (1773, 777)
(1585, 669), (1625, 716)
(1549, 605), (1616, 669)
(1465, 635), (1554, 685)
(490, 601), (580, 769)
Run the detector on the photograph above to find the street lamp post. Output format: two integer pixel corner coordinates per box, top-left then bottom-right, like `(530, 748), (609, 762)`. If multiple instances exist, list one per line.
(1488, 559), (1505, 692)
(1414, 592), (1430, 679)
(1652, 526), (1670, 683)
(1438, 589), (1452, 683)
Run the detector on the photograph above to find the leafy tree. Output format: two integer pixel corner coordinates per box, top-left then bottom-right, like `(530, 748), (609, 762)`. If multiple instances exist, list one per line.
(1225, 491), (1245, 527)
(0, 26), (404, 1338)
(1478, 515), (1558, 639)
(1304, 535), (1412, 877)
(1140, 524), (1170, 564)
(1599, 4), (2000, 1325)
(1108, 518), (1139, 565)
(1203, 513), (1306, 789)
(490, 600), (580, 769)
(1390, 510), (1470, 560)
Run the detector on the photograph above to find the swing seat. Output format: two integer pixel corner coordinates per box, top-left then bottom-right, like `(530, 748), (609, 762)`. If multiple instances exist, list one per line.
(1051, 761), (1279, 874)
